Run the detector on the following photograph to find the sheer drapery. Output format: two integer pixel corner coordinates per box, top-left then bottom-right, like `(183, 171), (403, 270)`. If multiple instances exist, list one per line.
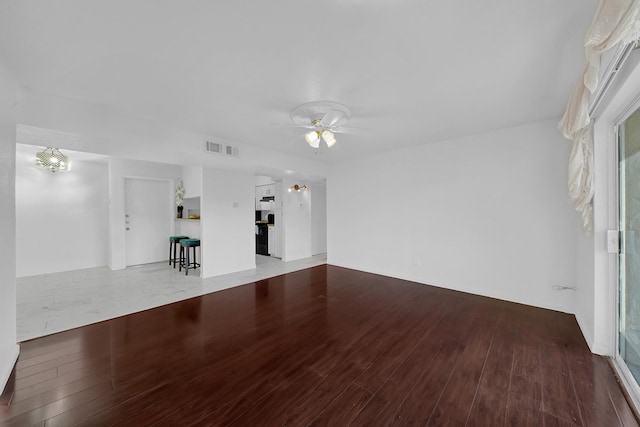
(559, 0), (640, 233)
(568, 126), (594, 232)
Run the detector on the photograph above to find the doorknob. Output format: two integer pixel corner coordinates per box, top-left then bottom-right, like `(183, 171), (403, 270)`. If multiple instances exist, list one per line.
(126, 227), (130, 231)
(125, 214), (130, 218)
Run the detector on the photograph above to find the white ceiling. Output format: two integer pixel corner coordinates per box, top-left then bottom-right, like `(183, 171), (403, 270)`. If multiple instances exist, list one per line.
(0, 0), (598, 163)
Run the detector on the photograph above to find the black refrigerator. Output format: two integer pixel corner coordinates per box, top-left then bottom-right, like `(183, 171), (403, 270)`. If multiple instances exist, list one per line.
(256, 223), (268, 255)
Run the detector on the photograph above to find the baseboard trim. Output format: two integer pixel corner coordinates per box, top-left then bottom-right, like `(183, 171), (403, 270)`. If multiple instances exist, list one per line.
(574, 313), (601, 354)
(0, 344), (20, 394)
(326, 260), (573, 314)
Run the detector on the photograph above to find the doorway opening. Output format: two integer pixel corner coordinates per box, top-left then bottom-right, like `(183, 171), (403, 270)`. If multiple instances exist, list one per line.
(124, 178), (173, 267)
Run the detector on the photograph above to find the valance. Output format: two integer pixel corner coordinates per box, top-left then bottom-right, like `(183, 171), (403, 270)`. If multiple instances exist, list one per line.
(559, 0), (640, 233)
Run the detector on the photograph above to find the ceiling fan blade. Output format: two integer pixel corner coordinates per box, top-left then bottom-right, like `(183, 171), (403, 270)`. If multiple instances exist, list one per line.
(321, 109), (345, 127)
(269, 122), (314, 130)
(331, 125), (375, 135)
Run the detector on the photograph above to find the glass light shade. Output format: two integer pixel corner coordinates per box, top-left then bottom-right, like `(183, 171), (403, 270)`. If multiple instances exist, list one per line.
(305, 131), (320, 148)
(35, 147), (69, 173)
(322, 130), (336, 147)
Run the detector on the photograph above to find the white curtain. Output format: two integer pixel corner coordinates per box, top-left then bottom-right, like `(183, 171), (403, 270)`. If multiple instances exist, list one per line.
(568, 126), (594, 232)
(559, 0), (640, 234)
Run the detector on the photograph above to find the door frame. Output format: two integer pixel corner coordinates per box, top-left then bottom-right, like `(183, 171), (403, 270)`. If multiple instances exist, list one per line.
(612, 99), (640, 412)
(122, 176), (175, 267)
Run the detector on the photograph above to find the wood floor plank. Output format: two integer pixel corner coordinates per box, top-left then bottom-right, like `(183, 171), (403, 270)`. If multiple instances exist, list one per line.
(307, 383), (373, 426)
(347, 319), (444, 425)
(426, 314), (499, 426)
(0, 373), (112, 421)
(0, 265), (637, 426)
(383, 340), (466, 425)
(541, 367), (581, 424)
(1, 380), (114, 427)
(465, 314), (516, 426)
(226, 368), (324, 426)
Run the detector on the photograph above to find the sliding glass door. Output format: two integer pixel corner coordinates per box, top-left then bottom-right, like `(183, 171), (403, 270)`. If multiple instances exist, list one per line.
(617, 107), (640, 404)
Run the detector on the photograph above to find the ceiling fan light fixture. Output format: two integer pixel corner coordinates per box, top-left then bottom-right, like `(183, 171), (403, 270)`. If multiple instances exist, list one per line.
(290, 101), (351, 150)
(321, 130), (336, 147)
(305, 130), (320, 148)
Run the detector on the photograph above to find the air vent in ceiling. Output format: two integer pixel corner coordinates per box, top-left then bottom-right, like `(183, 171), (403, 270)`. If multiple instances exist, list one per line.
(206, 141), (223, 153)
(225, 145), (239, 156)
(205, 141), (239, 157)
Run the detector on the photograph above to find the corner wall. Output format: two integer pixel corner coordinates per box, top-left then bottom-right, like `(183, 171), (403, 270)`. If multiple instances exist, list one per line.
(15, 145), (109, 277)
(328, 120), (580, 314)
(282, 178), (312, 262)
(0, 66), (18, 393)
(311, 182), (327, 255)
(201, 168), (255, 278)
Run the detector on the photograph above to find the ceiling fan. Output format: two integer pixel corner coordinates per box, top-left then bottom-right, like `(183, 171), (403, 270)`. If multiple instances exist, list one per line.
(289, 101), (352, 149)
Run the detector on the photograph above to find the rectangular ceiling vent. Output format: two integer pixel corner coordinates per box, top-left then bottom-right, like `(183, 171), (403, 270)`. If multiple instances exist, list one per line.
(205, 141), (239, 157)
(225, 145), (239, 156)
(205, 141), (223, 154)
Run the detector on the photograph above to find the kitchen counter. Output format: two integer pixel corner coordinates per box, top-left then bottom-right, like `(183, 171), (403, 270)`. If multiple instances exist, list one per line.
(176, 218), (201, 239)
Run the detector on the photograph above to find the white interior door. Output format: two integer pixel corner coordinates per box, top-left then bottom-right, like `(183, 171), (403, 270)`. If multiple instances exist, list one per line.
(125, 178), (172, 266)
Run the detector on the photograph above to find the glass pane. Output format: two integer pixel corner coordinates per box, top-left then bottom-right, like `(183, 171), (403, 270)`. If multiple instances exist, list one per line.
(619, 107), (640, 384)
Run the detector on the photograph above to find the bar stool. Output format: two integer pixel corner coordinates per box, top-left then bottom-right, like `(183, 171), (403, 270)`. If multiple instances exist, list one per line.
(179, 239), (201, 276)
(169, 236), (190, 268)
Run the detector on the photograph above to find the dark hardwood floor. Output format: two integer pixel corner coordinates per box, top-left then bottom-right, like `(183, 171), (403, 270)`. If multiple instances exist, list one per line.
(0, 265), (638, 426)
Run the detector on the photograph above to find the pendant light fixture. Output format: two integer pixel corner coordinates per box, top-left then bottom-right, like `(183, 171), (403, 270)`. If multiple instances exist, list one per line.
(35, 147), (70, 173)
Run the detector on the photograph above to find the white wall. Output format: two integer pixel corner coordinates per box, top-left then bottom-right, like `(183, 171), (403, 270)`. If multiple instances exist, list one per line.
(311, 182), (327, 255)
(0, 65), (18, 393)
(255, 175), (275, 186)
(201, 168), (255, 277)
(181, 165), (202, 198)
(328, 120), (580, 313)
(574, 222), (595, 350)
(282, 178), (312, 262)
(15, 145), (109, 277)
(108, 158), (182, 270)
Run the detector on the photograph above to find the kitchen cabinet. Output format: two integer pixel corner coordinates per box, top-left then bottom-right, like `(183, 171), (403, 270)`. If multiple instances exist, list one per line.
(255, 187), (262, 210)
(256, 184), (276, 211)
(256, 184), (275, 198)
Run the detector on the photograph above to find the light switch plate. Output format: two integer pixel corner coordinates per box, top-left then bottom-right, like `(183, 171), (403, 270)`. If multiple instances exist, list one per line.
(607, 230), (619, 254)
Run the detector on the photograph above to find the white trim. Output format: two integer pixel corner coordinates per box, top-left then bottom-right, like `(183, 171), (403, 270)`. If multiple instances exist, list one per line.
(590, 42), (638, 118)
(0, 344), (19, 394)
(602, 67), (640, 414)
(611, 355), (640, 413)
(326, 261), (573, 314)
(576, 313), (608, 355)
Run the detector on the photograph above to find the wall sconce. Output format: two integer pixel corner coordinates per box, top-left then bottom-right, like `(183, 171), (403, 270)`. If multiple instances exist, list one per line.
(288, 184), (308, 192)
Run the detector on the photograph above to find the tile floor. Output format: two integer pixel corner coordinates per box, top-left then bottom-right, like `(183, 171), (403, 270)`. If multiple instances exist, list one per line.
(17, 254), (327, 342)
